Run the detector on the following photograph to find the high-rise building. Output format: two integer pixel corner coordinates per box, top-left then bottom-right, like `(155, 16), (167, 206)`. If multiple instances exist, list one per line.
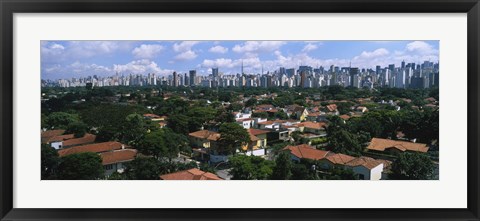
(189, 70), (196, 86)
(172, 71), (178, 87)
(349, 67), (359, 87)
(286, 68), (295, 78)
(212, 67), (219, 78)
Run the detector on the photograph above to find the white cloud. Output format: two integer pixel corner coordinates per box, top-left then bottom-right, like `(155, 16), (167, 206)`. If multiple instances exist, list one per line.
(113, 59), (162, 74)
(209, 45), (228, 54)
(173, 41), (199, 52)
(302, 43), (318, 52)
(174, 50), (198, 61)
(132, 44), (164, 59)
(68, 41), (120, 57)
(232, 41), (286, 54)
(406, 41), (437, 54)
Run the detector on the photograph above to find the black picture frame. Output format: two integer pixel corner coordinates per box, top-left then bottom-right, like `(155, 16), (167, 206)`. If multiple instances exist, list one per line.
(1, 0), (479, 220)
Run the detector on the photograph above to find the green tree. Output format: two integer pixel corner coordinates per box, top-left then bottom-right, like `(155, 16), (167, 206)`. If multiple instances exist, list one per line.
(271, 151), (293, 180)
(45, 112), (79, 129)
(65, 121), (88, 138)
(167, 114), (190, 135)
(123, 113), (146, 145)
(228, 155), (274, 180)
(57, 152), (104, 180)
(137, 128), (186, 160)
(218, 123), (250, 155)
(41, 144), (59, 179)
(124, 157), (161, 180)
(245, 98), (257, 107)
(390, 152), (435, 180)
(328, 129), (362, 156)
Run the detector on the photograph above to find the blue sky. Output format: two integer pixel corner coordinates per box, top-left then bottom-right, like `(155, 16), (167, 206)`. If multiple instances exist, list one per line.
(41, 40), (439, 80)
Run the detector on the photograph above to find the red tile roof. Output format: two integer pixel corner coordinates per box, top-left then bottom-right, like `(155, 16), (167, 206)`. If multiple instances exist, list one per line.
(62, 133), (97, 147)
(44, 134), (75, 143)
(345, 156), (383, 170)
(324, 153), (356, 165)
(367, 138), (429, 153)
(326, 104), (338, 112)
(160, 168), (222, 180)
(189, 130), (221, 141)
(284, 144), (330, 160)
(100, 149), (137, 165)
(297, 121), (327, 130)
(58, 141), (124, 157)
(41, 130), (66, 143)
(248, 128), (269, 136)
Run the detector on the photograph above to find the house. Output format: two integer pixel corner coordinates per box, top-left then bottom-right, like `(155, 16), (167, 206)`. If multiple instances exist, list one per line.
(243, 128), (269, 156)
(366, 138), (429, 154)
(236, 118), (254, 129)
(188, 130), (221, 149)
(285, 105), (309, 121)
(47, 133), (96, 150)
(100, 149), (137, 176)
(297, 121), (327, 136)
(266, 128), (290, 144)
(355, 106), (368, 114)
(306, 112), (322, 122)
(325, 104), (339, 115)
(283, 144), (330, 162)
(318, 153), (385, 180)
(57, 141), (125, 157)
(345, 156), (384, 180)
(160, 168), (222, 180)
(318, 153), (356, 169)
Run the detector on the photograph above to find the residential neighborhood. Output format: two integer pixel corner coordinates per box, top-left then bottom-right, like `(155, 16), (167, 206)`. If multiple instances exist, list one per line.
(40, 40), (439, 180)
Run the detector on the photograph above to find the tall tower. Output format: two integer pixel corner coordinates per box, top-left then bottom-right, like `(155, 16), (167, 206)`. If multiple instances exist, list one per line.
(172, 71), (177, 87)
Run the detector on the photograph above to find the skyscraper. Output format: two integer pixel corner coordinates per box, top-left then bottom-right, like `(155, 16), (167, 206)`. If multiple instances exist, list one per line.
(212, 67), (219, 78)
(349, 67), (359, 87)
(189, 70), (196, 86)
(172, 71), (178, 87)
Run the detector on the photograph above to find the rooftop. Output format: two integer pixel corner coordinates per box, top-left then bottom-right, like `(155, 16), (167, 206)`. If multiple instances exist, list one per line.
(160, 168), (222, 180)
(367, 138), (429, 153)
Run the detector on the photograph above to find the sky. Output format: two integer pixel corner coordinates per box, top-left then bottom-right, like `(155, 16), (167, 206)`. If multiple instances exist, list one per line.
(41, 40), (439, 80)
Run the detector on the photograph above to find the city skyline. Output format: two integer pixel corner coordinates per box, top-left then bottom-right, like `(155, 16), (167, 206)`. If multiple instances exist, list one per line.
(41, 40), (439, 80)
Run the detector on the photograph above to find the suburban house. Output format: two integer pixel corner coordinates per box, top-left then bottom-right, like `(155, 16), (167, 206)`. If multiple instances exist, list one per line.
(325, 104), (339, 115)
(46, 133), (96, 150)
(355, 106), (368, 114)
(188, 130), (221, 149)
(57, 141), (125, 157)
(100, 149), (137, 176)
(243, 128), (269, 156)
(283, 144), (331, 162)
(344, 156), (384, 180)
(160, 168), (222, 180)
(284, 105), (309, 121)
(318, 153), (386, 180)
(297, 121), (327, 136)
(266, 128), (290, 144)
(366, 137), (429, 154)
(318, 153), (356, 170)
(236, 118), (254, 129)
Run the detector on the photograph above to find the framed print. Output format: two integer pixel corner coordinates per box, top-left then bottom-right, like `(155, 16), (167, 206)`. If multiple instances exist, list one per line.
(1, 0), (479, 220)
